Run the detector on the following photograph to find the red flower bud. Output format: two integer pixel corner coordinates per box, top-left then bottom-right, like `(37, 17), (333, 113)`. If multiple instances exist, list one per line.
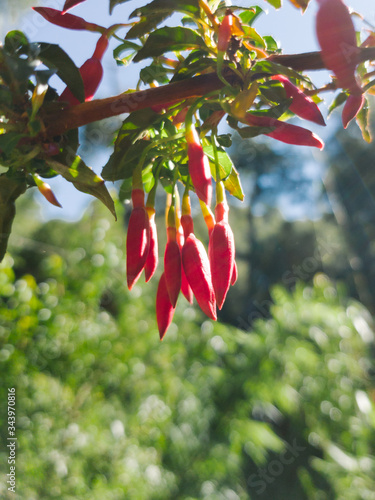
(33, 7), (101, 31)
(182, 234), (217, 320)
(59, 34), (108, 105)
(271, 75), (326, 126)
(156, 272), (176, 340)
(186, 126), (212, 206)
(245, 114), (324, 149)
(209, 219), (235, 309)
(164, 226), (181, 307)
(63, 0), (88, 13)
(342, 92), (365, 128)
(36, 180), (62, 208)
(126, 189), (150, 290)
(316, 0), (360, 92)
(218, 12), (233, 53)
(144, 208), (158, 282)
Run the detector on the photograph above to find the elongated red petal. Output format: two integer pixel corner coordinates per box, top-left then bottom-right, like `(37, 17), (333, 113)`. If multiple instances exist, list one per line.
(145, 211), (158, 282)
(62, 0), (88, 13)
(182, 234), (217, 320)
(342, 92), (365, 128)
(316, 0), (360, 92)
(209, 221), (235, 309)
(246, 114), (324, 149)
(156, 273), (175, 340)
(272, 75), (326, 126)
(218, 13), (233, 53)
(33, 7), (98, 31)
(176, 225), (193, 303)
(126, 206), (150, 290)
(164, 238), (181, 307)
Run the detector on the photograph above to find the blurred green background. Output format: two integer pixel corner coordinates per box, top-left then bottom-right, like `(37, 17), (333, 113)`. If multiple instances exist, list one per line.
(1, 118), (375, 499)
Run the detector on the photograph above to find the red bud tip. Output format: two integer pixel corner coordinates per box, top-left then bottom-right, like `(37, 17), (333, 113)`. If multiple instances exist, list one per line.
(342, 92), (365, 129)
(156, 273), (176, 340)
(37, 182), (62, 208)
(182, 234), (217, 320)
(181, 214), (194, 239)
(271, 75), (326, 126)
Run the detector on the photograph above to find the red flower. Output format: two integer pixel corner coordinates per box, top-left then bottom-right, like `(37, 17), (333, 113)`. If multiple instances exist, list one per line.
(59, 34), (108, 105)
(33, 7), (101, 32)
(156, 273), (176, 340)
(144, 207), (158, 282)
(182, 233), (217, 321)
(126, 189), (150, 290)
(271, 75), (326, 126)
(217, 12), (233, 53)
(208, 200), (235, 309)
(164, 225), (181, 308)
(245, 113), (324, 149)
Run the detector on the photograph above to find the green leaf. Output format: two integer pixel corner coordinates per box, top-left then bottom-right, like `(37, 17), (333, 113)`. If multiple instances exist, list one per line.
(252, 60), (306, 82)
(0, 133), (25, 155)
(126, 14), (167, 39)
(328, 92), (347, 116)
(238, 7), (264, 27)
(140, 64), (170, 84)
(102, 108), (164, 181)
(109, 0), (132, 14)
(242, 26), (266, 48)
(36, 43), (85, 103)
(356, 98), (371, 143)
(223, 165), (244, 201)
(4, 31), (29, 55)
(264, 0), (282, 8)
(133, 27), (205, 62)
(263, 35), (279, 51)
(47, 158), (116, 219)
(203, 145), (233, 180)
(130, 0), (199, 19)
(113, 41), (140, 66)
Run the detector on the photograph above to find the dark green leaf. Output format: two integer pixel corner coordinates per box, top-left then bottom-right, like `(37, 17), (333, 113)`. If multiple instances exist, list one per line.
(133, 27), (205, 62)
(126, 14), (167, 39)
(47, 158), (116, 219)
(252, 60), (306, 82)
(140, 64), (170, 84)
(287, 0), (310, 11)
(102, 139), (152, 182)
(109, 0), (132, 14)
(4, 31), (29, 56)
(0, 133), (25, 155)
(113, 41), (140, 66)
(37, 43), (85, 103)
(130, 0), (199, 19)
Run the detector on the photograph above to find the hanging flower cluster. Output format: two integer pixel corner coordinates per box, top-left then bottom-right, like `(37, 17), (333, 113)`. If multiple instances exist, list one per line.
(1, 0), (368, 335)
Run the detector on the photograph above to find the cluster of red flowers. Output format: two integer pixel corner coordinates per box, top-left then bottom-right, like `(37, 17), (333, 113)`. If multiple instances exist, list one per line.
(126, 130), (237, 340)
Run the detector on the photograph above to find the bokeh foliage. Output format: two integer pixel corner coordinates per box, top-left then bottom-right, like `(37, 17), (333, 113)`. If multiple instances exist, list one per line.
(0, 199), (374, 499)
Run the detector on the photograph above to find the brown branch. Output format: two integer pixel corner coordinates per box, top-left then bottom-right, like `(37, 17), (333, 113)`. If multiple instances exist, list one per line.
(44, 47), (375, 138)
